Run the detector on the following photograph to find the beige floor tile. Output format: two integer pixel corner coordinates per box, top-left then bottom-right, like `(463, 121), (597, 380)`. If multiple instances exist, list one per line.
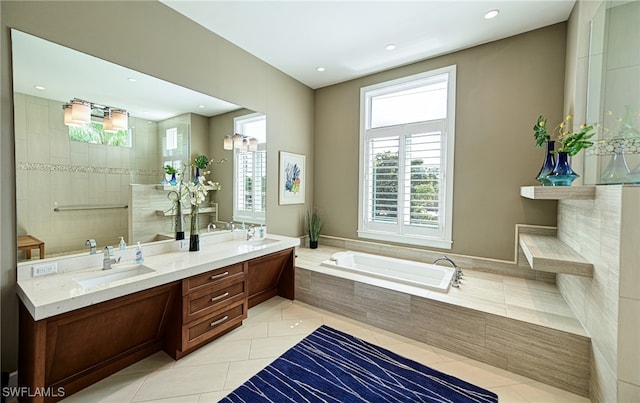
(217, 321), (268, 341)
(267, 317), (324, 337)
(135, 395), (200, 403)
(380, 341), (448, 366)
(280, 302), (325, 320)
(117, 351), (175, 375)
(61, 372), (146, 403)
(223, 358), (274, 390)
(172, 339), (251, 368)
(249, 334), (303, 359)
(132, 363), (229, 402)
(370, 326), (416, 346)
(321, 313), (371, 332)
(491, 384), (531, 402)
(198, 390), (232, 402)
(430, 359), (532, 389)
(508, 381), (591, 403)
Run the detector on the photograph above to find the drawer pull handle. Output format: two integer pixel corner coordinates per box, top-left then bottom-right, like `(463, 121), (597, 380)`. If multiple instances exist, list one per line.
(210, 271), (229, 280)
(210, 316), (229, 327)
(210, 292), (229, 302)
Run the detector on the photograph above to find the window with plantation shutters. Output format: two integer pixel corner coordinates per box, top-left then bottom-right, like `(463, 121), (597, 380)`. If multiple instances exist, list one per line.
(233, 113), (266, 225)
(359, 66), (456, 249)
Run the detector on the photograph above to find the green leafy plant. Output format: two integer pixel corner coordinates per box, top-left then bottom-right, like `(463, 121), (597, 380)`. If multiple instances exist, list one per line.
(194, 155), (209, 169)
(306, 208), (322, 242)
(533, 114), (595, 156)
(164, 164), (177, 175)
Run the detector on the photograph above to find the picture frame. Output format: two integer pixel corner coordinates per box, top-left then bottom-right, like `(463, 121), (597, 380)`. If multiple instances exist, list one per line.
(279, 151), (306, 205)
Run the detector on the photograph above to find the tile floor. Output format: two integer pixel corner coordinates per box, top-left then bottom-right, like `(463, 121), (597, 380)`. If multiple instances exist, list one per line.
(61, 297), (591, 403)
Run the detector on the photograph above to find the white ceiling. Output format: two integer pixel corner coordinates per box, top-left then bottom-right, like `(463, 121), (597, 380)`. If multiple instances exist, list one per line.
(161, 0), (576, 89)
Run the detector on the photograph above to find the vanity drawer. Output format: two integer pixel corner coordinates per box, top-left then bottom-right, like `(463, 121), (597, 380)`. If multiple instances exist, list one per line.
(183, 262), (245, 294)
(183, 280), (246, 323)
(182, 301), (245, 351)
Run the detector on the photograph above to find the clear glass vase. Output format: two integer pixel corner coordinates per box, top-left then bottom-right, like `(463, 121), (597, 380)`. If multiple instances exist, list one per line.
(189, 204), (199, 251)
(600, 149), (630, 184)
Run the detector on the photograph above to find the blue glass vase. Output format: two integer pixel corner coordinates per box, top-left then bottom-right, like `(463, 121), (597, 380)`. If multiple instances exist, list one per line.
(546, 152), (579, 186)
(169, 173), (177, 186)
(536, 141), (556, 186)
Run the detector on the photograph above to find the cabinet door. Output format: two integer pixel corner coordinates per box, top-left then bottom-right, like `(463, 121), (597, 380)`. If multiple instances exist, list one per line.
(247, 248), (295, 308)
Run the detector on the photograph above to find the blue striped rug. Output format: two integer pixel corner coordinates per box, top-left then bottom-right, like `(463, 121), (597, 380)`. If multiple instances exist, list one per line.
(221, 325), (498, 402)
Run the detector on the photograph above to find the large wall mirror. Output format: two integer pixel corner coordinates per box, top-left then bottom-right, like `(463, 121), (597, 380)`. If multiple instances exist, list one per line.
(583, 0), (640, 184)
(12, 29), (267, 260)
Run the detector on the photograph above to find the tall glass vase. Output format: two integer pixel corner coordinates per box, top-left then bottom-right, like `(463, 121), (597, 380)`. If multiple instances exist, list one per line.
(546, 152), (579, 186)
(189, 204), (199, 252)
(175, 199), (184, 240)
(536, 141), (556, 186)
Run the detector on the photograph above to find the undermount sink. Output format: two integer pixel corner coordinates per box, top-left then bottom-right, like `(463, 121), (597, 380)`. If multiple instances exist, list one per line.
(247, 237), (280, 247)
(73, 264), (155, 288)
(237, 237), (280, 252)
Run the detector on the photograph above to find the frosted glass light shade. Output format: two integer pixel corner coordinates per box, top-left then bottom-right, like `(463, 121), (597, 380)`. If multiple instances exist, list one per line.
(223, 135), (233, 150)
(111, 109), (128, 131)
(249, 137), (258, 151)
(70, 100), (91, 124)
(233, 133), (243, 148)
(103, 112), (117, 133)
(63, 104), (83, 127)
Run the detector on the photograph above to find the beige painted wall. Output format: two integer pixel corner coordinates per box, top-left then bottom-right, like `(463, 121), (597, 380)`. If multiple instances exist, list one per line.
(314, 24), (565, 261)
(0, 0), (314, 371)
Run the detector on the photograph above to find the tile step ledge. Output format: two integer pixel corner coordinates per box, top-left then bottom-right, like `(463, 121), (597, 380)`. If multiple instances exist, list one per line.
(520, 185), (596, 200)
(519, 233), (593, 277)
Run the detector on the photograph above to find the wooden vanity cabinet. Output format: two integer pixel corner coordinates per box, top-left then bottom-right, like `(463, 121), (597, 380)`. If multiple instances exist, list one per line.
(169, 262), (248, 359)
(18, 247), (296, 402)
(18, 282), (180, 403)
(247, 248), (295, 308)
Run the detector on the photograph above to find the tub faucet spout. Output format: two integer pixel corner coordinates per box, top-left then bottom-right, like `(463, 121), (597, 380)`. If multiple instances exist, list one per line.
(433, 256), (462, 288)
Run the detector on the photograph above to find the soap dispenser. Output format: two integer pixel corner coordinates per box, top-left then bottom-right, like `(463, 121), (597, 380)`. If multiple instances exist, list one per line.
(119, 236), (126, 250)
(135, 242), (144, 264)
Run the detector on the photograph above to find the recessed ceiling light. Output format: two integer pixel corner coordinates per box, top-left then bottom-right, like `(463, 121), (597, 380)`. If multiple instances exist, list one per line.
(484, 9), (500, 19)
(34, 85), (45, 90)
(127, 77), (137, 82)
(198, 105), (205, 109)
(316, 67), (325, 72)
(385, 44), (397, 51)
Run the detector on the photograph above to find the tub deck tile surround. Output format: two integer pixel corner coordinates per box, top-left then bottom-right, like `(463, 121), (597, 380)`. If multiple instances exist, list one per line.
(295, 245), (591, 397)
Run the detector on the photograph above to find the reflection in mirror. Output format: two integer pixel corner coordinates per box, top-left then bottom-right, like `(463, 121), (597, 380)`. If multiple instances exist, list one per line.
(12, 29), (266, 260)
(583, 1), (640, 185)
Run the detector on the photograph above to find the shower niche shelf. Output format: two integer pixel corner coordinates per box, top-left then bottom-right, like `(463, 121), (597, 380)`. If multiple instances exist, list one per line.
(519, 233), (593, 277)
(520, 186), (596, 200)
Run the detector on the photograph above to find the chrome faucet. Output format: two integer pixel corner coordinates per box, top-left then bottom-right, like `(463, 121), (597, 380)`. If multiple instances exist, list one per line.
(86, 239), (97, 254)
(227, 222), (236, 231)
(246, 226), (255, 241)
(433, 256), (462, 288)
(207, 223), (216, 232)
(103, 246), (121, 270)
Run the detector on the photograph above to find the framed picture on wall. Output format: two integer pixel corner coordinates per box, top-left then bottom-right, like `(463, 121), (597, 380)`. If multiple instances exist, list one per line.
(279, 151), (306, 205)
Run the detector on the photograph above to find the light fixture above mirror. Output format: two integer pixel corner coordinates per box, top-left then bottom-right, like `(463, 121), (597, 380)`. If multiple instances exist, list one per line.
(62, 98), (129, 131)
(224, 133), (258, 151)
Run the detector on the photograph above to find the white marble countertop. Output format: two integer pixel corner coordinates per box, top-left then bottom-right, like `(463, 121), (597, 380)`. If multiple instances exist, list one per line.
(17, 233), (300, 321)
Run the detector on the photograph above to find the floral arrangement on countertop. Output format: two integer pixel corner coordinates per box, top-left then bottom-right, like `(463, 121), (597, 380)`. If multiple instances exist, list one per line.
(166, 156), (225, 250)
(533, 114), (595, 156)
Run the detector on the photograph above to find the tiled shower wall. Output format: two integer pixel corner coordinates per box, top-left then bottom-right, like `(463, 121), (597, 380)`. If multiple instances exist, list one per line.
(557, 185), (640, 402)
(14, 93), (160, 257)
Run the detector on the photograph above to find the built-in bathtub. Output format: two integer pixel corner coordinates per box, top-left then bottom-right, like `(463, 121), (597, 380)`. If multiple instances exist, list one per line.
(320, 251), (454, 292)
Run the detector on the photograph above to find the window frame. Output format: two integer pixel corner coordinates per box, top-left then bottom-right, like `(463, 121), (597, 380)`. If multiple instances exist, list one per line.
(232, 113), (267, 225)
(358, 65), (456, 249)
